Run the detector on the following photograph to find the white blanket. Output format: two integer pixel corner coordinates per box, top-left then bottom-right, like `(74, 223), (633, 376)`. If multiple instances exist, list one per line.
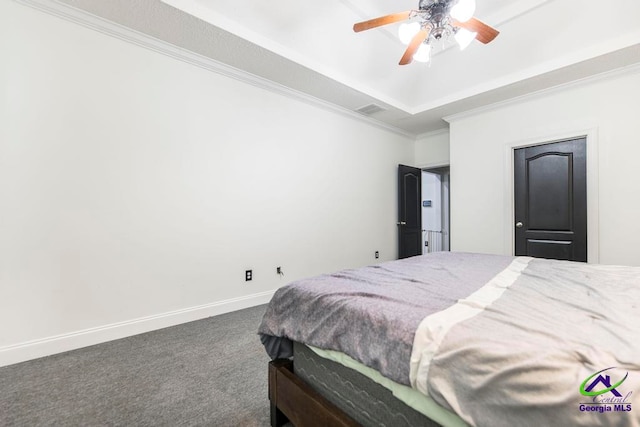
(410, 257), (640, 427)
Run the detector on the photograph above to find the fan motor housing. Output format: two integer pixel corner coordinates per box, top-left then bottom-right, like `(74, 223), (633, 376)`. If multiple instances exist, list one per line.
(419, 0), (454, 25)
(419, 0), (454, 10)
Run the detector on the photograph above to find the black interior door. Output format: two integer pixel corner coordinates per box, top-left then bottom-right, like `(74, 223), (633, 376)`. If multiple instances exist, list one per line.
(398, 164), (422, 259)
(514, 138), (587, 262)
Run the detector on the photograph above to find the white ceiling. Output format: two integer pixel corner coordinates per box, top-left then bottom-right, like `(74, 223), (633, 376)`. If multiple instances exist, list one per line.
(58, 0), (640, 135)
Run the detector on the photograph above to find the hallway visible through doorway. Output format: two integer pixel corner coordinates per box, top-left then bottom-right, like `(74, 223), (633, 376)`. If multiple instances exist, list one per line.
(422, 167), (450, 254)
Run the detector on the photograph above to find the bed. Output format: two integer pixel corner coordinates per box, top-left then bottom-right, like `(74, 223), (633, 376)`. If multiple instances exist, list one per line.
(258, 252), (640, 427)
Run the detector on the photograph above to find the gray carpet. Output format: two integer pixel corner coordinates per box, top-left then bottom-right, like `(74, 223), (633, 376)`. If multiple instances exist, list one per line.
(0, 305), (273, 426)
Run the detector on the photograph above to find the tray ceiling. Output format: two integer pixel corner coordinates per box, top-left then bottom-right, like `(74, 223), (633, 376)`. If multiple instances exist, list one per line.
(53, 0), (640, 134)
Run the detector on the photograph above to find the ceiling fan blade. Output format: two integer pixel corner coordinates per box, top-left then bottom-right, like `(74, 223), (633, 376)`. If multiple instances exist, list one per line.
(353, 11), (411, 32)
(399, 28), (428, 65)
(453, 17), (499, 44)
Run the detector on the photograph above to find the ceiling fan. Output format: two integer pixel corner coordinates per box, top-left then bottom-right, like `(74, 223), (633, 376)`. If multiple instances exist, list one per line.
(353, 0), (499, 65)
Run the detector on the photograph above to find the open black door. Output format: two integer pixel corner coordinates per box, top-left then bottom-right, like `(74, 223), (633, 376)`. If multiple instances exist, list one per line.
(514, 138), (587, 262)
(398, 164), (422, 259)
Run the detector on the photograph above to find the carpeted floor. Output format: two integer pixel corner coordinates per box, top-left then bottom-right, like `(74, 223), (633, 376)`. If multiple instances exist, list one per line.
(0, 305), (272, 426)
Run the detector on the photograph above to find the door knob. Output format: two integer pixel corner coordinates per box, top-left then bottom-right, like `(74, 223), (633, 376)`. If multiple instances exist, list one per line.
(397, 221), (407, 226)
(515, 222), (523, 228)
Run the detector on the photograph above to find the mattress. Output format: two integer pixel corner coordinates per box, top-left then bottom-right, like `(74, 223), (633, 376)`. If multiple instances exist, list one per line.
(300, 343), (467, 427)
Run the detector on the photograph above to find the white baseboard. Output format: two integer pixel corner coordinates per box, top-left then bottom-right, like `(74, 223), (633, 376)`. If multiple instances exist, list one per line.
(0, 290), (276, 367)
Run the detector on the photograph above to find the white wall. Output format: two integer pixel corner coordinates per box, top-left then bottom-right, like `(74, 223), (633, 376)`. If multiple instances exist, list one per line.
(448, 67), (640, 266)
(415, 129), (450, 168)
(0, 1), (414, 365)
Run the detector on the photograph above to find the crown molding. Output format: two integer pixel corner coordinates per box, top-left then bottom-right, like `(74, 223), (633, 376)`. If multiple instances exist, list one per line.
(14, 0), (416, 139)
(415, 30), (640, 116)
(160, 0), (417, 115)
(415, 127), (450, 140)
(443, 61), (640, 123)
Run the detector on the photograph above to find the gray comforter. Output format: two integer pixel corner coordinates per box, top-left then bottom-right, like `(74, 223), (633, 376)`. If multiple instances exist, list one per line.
(258, 252), (513, 385)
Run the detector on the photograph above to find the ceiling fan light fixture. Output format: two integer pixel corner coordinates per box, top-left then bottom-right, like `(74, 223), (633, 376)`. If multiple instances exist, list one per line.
(455, 28), (477, 50)
(413, 43), (431, 62)
(353, 0), (499, 66)
(450, 0), (476, 23)
(398, 22), (421, 45)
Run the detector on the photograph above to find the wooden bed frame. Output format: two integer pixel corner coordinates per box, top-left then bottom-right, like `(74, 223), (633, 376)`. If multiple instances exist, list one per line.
(268, 359), (359, 427)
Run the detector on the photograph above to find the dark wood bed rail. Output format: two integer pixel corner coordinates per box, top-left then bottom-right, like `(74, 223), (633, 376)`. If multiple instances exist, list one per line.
(268, 359), (360, 427)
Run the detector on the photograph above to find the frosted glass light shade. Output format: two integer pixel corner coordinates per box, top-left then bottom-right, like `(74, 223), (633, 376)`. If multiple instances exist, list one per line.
(455, 28), (477, 50)
(413, 43), (431, 63)
(398, 22), (421, 45)
(450, 0), (476, 22)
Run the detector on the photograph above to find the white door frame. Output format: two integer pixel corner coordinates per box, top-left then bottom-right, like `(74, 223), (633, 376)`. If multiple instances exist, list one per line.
(503, 127), (600, 263)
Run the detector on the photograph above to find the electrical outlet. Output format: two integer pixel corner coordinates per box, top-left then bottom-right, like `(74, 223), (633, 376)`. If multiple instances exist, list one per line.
(276, 266), (282, 275)
(245, 270), (252, 281)
(375, 251), (379, 259)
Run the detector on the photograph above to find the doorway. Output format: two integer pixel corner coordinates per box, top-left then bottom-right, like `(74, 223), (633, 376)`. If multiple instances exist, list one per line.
(514, 138), (587, 262)
(398, 164), (451, 259)
(421, 167), (450, 254)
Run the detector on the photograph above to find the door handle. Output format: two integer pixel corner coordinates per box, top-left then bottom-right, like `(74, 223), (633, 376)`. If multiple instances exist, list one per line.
(515, 222), (523, 228)
(397, 221), (407, 226)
